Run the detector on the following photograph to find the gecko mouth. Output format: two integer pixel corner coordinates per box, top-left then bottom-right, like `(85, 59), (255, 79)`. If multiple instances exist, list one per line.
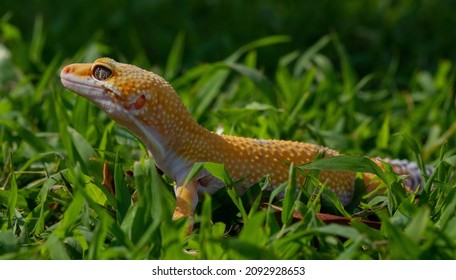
(60, 75), (120, 102)
(61, 76), (106, 96)
(60, 75), (125, 116)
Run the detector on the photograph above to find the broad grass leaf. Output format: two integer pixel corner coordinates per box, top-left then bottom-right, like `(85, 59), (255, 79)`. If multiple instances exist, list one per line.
(300, 155), (387, 182)
(203, 162), (233, 185)
(67, 126), (96, 166)
(313, 223), (363, 240)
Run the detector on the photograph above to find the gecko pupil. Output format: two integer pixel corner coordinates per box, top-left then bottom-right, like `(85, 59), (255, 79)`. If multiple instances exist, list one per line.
(93, 65), (112, 81)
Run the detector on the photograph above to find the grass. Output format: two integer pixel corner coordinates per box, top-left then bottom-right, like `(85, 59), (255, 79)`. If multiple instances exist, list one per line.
(1, 23), (456, 259)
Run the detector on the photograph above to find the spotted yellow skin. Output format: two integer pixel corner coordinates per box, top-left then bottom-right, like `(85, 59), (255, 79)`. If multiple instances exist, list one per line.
(60, 58), (422, 231)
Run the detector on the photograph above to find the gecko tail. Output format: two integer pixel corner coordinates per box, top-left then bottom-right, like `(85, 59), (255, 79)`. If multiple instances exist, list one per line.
(383, 158), (434, 192)
(363, 158), (434, 193)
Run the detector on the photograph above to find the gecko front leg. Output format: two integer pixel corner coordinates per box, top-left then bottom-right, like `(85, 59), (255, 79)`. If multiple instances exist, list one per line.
(172, 179), (199, 232)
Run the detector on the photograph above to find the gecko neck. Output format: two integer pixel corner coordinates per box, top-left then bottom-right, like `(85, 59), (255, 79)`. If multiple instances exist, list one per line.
(127, 86), (216, 179)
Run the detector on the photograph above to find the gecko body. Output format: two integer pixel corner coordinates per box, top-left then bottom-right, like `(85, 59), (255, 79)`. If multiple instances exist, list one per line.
(60, 58), (427, 228)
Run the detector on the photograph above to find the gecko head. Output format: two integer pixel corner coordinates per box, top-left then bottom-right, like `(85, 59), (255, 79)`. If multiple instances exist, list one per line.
(60, 57), (193, 160)
(60, 57), (169, 126)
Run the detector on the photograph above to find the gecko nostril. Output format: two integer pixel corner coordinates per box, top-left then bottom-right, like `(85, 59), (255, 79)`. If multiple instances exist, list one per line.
(62, 66), (71, 74)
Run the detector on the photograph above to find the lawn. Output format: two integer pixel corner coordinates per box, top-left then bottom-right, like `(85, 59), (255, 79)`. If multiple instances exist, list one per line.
(1, 1), (456, 260)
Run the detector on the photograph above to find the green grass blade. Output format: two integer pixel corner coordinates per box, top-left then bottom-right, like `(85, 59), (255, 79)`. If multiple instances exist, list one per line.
(193, 68), (229, 120)
(293, 35), (330, 77)
(34, 172), (63, 235)
(54, 190), (84, 238)
(197, 162), (250, 224)
(98, 121), (116, 159)
(381, 216), (420, 259)
(266, 182), (287, 226)
(0, 119), (50, 152)
(6, 165), (18, 228)
(34, 55), (61, 98)
(183, 162), (205, 187)
(52, 89), (75, 164)
(224, 62), (276, 103)
(87, 211), (112, 260)
(67, 126), (96, 166)
(202, 162), (233, 185)
(376, 112), (391, 150)
(45, 234), (70, 260)
(28, 15), (45, 64)
(226, 183), (248, 224)
(435, 187), (456, 228)
(225, 35), (290, 63)
(130, 158), (172, 255)
(114, 151), (132, 224)
(404, 206), (430, 243)
(71, 97), (93, 136)
(281, 163), (297, 227)
(332, 33), (356, 102)
(165, 31), (185, 81)
(300, 155), (388, 183)
(199, 192), (214, 259)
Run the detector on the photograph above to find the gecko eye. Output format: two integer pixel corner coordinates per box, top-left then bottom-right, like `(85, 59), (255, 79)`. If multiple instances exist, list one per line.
(92, 65), (112, 81)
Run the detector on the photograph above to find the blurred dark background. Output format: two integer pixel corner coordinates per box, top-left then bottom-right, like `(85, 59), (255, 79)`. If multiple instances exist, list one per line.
(1, 0), (456, 84)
